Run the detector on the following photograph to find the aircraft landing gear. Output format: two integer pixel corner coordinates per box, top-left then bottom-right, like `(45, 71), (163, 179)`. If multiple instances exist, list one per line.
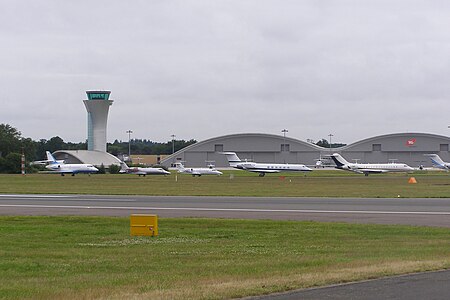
(259, 173), (265, 177)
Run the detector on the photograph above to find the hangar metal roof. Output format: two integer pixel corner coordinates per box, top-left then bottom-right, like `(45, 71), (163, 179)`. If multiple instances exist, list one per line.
(169, 133), (323, 153)
(52, 150), (122, 167)
(160, 132), (450, 167)
(338, 132), (450, 152)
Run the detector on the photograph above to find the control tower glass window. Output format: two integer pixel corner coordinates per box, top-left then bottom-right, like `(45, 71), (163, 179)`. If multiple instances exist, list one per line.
(87, 92), (110, 100)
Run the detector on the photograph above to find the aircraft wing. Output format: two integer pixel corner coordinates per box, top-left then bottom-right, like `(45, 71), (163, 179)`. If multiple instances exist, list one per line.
(357, 169), (388, 174)
(125, 168), (146, 175)
(141, 168), (170, 175)
(435, 164), (450, 171)
(54, 169), (98, 174)
(31, 160), (50, 166)
(32, 159), (65, 165)
(247, 169), (280, 174)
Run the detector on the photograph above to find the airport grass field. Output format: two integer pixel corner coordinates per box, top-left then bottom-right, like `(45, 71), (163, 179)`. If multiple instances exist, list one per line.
(1, 216), (450, 299)
(1, 171), (450, 299)
(0, 170), (449, 197)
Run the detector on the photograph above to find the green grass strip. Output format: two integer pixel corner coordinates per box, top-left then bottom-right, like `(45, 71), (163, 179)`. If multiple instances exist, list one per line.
(0, 216), (449, 299)
(1, 172), (450, 197)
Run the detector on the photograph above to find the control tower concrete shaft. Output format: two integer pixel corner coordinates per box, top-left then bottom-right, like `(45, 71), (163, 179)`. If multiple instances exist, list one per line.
(83, 91), (113, 152)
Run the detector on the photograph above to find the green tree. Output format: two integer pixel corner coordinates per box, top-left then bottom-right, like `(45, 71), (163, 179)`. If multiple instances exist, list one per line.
(108, 164), (121, 174)
(0, 124), (21, 158)
(316, 138), (347, 149)
(97, 164), (106, 174)
(108, 145), (122, 156)
(0, 124), (30, 173)
(3, 153), (22, 174)
(21, 137), (37, 162)
(46, 136), (65, 153)
(316, 139), (330, 148)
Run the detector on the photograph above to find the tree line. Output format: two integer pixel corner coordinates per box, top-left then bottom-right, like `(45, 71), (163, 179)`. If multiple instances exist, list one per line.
(314, 138), (347, 149)
(0, 123), (196, 173)
(107, 138), (197, 157)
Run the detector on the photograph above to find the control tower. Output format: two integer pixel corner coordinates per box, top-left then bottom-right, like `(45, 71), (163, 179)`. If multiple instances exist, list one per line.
(83, 91), (113, 152)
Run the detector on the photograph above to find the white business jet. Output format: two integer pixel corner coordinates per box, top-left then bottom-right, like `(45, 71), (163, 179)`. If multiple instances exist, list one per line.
(44, 151), (99, 176)
(175, 162), (222, 177)
(119, 162), (170, 176)
(424, 154), (450, 171)
(330, 153), (414, 176)
(221, 152), (312, 177)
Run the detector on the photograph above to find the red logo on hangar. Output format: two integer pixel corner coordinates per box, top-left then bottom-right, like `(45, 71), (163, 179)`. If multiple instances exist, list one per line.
(406, 138), (416, 146)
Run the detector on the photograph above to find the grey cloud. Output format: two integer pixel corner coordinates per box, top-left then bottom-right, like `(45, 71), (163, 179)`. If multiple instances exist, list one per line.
(1, 0), (449, 143)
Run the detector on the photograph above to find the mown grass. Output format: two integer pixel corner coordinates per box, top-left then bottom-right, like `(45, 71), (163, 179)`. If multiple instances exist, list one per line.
(0, 216), (449, 299)
(0, 171), (449, 197)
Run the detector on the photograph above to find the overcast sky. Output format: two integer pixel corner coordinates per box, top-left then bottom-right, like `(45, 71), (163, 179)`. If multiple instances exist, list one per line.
(2, 0), (450, 144)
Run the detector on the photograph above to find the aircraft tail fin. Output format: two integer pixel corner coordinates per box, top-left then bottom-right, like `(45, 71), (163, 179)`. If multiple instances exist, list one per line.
(330, 153), (350, 167)
(119, 162), (129, 173)
(174, 162), (185, 172)
(46, 151), (58, 164)
(425, 154), (446, 168)
(220, 152), (241, 167)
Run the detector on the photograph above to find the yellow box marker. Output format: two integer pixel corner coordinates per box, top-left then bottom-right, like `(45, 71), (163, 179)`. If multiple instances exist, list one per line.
(130, 214), (158, 236)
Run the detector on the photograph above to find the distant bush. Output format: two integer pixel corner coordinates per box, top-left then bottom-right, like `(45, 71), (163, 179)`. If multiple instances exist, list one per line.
(109, 164), (121, 174)
(97, 164), (106, 174)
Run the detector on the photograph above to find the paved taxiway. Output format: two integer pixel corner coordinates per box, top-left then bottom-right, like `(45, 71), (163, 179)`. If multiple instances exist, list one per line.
(0, 194), (449, 227)
(250, 269), (450, 300)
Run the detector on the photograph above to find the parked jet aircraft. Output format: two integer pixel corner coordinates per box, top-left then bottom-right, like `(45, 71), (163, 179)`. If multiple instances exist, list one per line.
(45, 151), (99, 176)
(313, 154), (332, 168)
(221, 152), (312, 177)
(424, 154), (450, 171)
(120, 162), (170, 176)
(330, 153), (414, 176)
(175, 162), (222, 177)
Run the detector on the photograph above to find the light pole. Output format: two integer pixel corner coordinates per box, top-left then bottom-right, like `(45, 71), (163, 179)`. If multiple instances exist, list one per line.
(328, 133), (334, 152)
(281, 129), (288, 163)
(126, 130), (133, 161)
(281, 129), (288, 150)
(21, 146), (25, 176)
(171, 134), (176, 154)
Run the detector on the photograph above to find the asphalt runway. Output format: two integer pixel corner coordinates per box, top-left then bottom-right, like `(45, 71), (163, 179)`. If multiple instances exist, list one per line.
(1, 194), (450, 227)
(249, 270), (450, 300)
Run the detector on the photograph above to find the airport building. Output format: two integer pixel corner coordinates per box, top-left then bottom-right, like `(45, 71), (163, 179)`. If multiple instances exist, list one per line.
(83, 91), (114, 152)
(52, 150), (122, 166)
(160, 132), (450, 169)
(51, 91), (121, 167)
(50, 90), (449, 170)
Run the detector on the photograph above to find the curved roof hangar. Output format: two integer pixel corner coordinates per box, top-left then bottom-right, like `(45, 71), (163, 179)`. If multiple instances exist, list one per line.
(161, 132), (450, 168)
(52, 150), (122, 167)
